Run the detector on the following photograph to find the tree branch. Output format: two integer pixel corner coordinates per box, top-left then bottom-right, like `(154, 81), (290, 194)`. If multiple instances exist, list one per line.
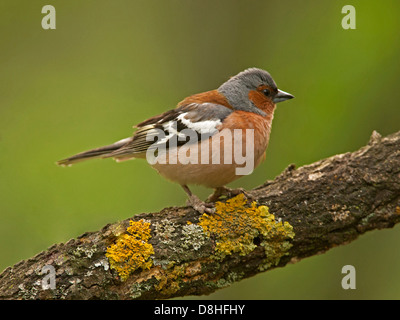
(1, 130), (400, 300)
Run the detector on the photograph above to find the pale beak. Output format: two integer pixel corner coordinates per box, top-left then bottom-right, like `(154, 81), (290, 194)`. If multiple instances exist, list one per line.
(273, 89), (294, 103)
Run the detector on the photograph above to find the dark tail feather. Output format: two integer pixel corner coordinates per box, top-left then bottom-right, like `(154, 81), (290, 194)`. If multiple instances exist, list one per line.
(56, 137), (131, 167)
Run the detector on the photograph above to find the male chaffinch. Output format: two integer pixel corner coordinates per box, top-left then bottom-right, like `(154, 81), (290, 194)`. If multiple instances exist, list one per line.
(57, 68), (294, 213)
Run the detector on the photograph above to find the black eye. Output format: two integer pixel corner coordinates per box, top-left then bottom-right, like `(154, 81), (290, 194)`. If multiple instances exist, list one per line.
(263, 88), (270, 96)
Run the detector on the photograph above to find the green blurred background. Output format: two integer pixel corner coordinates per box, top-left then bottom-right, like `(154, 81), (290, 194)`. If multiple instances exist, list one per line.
(1, 0), (399, 299)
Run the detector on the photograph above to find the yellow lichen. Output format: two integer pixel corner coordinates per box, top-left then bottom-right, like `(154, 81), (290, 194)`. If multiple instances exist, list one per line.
(199, 194), (295, 267)
(105, 219), (154, 281)
(154, 264), (186, 296)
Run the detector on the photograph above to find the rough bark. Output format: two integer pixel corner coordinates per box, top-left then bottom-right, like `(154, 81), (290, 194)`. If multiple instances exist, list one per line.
(0, 130), (399, 300)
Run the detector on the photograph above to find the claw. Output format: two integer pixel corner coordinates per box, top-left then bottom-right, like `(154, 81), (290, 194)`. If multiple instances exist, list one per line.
(186, 194), (215, 214)
(181, 184), (215, 214)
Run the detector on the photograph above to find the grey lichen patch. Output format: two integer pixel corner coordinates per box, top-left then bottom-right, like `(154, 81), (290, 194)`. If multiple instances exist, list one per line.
(92, 258), (109, 271)
(203, 271), (246, 293)
(181, 223), (207, 250)
(361, 212), (376, 225)
(130, 281), (154, 299)
(153, 219), (179, 242)
(72, 245), (98, 260)
(17, 283), (40, 300)
(215, 271), (245, 289)
(152, 219), (211, 268)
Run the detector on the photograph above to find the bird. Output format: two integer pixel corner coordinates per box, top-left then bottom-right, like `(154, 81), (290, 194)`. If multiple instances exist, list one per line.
(57, 68), (294, 213)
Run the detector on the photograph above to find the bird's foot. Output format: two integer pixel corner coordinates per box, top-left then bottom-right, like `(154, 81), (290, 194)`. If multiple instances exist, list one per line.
(207, 186), (255, 203)
(186, 194), (215, 214)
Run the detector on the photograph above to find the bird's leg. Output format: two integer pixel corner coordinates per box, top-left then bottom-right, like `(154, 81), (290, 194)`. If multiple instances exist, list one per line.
(207, 186), (255, 203)
(182, 185), (214, 214)
(206, 187), (226, 203)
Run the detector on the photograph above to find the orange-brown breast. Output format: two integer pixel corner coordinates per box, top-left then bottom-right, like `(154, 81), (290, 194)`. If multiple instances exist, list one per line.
(219, 110), (272, 162)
